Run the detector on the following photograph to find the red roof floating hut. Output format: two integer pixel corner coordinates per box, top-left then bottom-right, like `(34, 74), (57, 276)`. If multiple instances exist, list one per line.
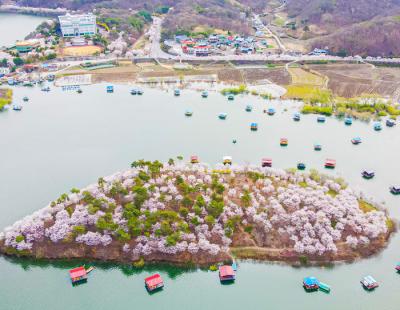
(145, 274), (164, 292)
(219, 265), (235, 282)
(69, 266), (88, 284)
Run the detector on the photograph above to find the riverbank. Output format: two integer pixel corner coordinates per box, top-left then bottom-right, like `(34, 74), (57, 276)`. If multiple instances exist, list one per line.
(0, 160), (394, 267)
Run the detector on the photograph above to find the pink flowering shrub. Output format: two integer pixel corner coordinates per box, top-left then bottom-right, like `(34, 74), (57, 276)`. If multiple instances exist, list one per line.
(0, 161), (393, 262)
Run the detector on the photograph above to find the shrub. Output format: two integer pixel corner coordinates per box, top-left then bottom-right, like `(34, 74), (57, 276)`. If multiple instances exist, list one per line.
(15, 235), (24, 243)
(73, 225), (86, 235)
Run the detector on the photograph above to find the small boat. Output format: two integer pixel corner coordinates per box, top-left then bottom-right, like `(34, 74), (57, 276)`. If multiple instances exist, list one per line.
(227, 94), (234, 100)
(223, 156), (232, 165)
(390, 186), (400, 195)
(344, 117), (353, 125)
(69, 266), (88, 284)
(219, 265), (235, 282)
(85, 266), (95, 274)
(13, 105), (22, 111)
(303, 277), (319, 291)
(297, 163), (306, 170)
(47, 74), (55, 82)
(280, 138), (288, 146)
(201, 91), (208, 98)
(41, 86), (50, 92)
(232, 262), (238, 271)
(261, 158), (272, 167)
(232, 139), (237, 144)
(318, 282), (331, 293)
(245, 105), (252, 112)
(7, 78), (15, 86)
(351, 137), (362, 145)
(386, 119), (396, 127)
(185, 110), (193, 117)
(22, 80), (33, 87)
(190, 155), (199, 164)
(218, 113), (227, 120)
(130, 89), (138, 95)
(374, 122), (382, 131)
(362, 170), (375, 179)
(360, 275), (379, 290)
(145, 274), (164, 292)
(23, 96), (29, 102)
(395, 263), (400, 272)
(293, 112), (301, 121)
(325, 159), (336, 169)
(250, 122), (258, 131)
(267, 108), (275, 115)
(314, 144), (322, 151)
(174, 89), (181, 96)
(317, 116), (326, 123)
(77, 88), (82, 94)
(106, 85), (114, 93)
(137, 89), (143, 95)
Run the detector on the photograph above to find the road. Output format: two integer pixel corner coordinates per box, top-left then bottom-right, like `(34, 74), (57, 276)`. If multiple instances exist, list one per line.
(252, 14), (287, 52)
(147, 16), (172, 59)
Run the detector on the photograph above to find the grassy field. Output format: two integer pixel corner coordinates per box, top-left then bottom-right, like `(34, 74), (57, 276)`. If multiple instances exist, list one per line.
(61, 45), (103, 57)
(0, 89), (12, 109)
(288, 67), (326, 86)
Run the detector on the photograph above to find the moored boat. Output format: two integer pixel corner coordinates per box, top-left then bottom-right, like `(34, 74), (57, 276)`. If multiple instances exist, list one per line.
(137, 89), (143, 95)
(201, 91), (208, 98)
(362, 170), (375, 179)
(373, 122), (382, 131)
(395, 263), (400, 272)
(390, 186), (400, 195)
(77, 88), (82, 94)
(219, 265), (235, 282)
(293, 112), (301, 121)
(218, 113), (227, 120)
(261, 158), (272, 167)
(267, 108), (275, 115)
(303, 277), (319, 291)
(314, 144), (322, 151)
(351, 137), (362, 145)
(23, 96), (29, 102)
(245, 105), (252, 112)
(223, 156), (232, 165)
(325, 159), (336, 169)
(174, 89), (181, 96)
(344, 117), (353, 125)
(190, 155), (199, 164)
(69, 266), (88, 284)
(185, 110), (193, 117)
(13, 105), (22, 111)
(386, 119), (396, 127)
(41, 86), (50, 92)
(360, 276), (379, 290)
(250, 122), (258, 131)
(145, 274), (164, 292)
(318, 282), (331, 293)
(297, 163), (306, 170)
(317, 116), (326, 123)
(106, 85), (114, 93)
(227, 94), (234, 100)
(130, 89), (137, 95)
(280, 138), (288, 146)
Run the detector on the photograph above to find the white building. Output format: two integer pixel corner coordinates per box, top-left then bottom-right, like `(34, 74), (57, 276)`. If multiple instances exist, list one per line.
(58, 13), (97, 37)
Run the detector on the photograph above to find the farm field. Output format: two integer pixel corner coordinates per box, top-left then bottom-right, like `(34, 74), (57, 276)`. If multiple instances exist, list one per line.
(60, 45), (103, 56)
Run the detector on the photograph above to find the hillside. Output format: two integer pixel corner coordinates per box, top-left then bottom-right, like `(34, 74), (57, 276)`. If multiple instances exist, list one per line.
(283, 0), (400, 56)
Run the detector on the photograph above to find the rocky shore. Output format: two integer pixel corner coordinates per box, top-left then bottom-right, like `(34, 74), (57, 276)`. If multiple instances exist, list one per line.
(0, 160), (395, 266)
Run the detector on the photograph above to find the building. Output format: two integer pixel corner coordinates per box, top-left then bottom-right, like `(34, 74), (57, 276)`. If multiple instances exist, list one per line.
(15, 39), (40, 53)
(58, 13), (96, 37)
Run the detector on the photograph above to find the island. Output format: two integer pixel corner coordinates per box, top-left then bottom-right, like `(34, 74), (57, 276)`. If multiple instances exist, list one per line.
(0, 160), (394, 266)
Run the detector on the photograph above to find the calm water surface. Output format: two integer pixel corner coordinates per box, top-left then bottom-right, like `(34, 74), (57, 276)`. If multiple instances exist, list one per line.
(0, 84), (400, 310)
(0, 13), (46, 46)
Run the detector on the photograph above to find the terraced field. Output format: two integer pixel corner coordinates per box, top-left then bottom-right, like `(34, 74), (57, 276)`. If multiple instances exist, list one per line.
(310, 64), (400, 99)
(288, 67), (326, 87)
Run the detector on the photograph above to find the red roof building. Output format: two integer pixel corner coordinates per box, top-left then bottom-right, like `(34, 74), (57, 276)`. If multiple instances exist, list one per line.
(69, 266), (87, 283)
(219, 265), (235, 281)
(145, 274), (164, 291)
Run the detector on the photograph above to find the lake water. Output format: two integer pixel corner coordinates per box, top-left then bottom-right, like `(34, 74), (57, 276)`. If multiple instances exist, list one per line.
(1, 83), (400, 310)
(0, 13), (46, 47)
